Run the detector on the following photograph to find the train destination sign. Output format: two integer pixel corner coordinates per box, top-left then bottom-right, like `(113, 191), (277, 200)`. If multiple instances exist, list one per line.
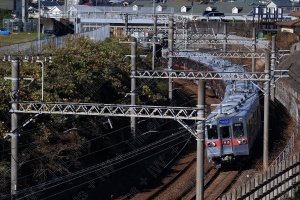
(219, 119), (230, 124)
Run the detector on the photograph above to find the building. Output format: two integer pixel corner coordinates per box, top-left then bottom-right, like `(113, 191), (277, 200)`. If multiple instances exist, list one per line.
(276, 10), (300, 34)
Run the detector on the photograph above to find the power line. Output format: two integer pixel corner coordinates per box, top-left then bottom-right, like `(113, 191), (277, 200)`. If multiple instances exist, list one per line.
(7, 130), (190, 199)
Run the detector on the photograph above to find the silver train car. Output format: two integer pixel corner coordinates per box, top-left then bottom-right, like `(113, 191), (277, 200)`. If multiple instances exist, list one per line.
(205, 79), (261, 167)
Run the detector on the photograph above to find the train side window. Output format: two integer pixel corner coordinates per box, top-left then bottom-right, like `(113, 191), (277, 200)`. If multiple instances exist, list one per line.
(220, 126), (230, 139)
(207, 125), (218, 139)
(233, 123), (244, 138)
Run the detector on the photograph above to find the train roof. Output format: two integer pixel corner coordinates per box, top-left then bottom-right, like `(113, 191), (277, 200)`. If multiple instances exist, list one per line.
(178, 51), (260, 124)
(206, 81), (259, 124)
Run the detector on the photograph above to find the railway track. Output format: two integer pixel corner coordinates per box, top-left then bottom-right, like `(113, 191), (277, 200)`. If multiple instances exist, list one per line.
(180, 168), (241, 200)
(204, 169), (242, 200)
(119, 80), (221, 200)
(181, 167), (220, 200)
(130, 158), (217, 200)
(146, 156), (197, 200)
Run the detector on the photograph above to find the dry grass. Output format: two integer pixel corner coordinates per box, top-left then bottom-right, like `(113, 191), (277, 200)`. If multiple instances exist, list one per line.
(0, 32), (46, 46)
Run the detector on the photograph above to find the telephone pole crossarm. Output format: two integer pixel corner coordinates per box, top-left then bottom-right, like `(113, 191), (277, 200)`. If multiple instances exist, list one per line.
(10, 102), (205, 120)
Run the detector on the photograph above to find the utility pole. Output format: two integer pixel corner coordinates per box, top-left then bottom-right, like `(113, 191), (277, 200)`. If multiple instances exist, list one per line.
(263, 52), (270, 170)
(124, 14), (129, 36)
(223, 23), (227, 52)
(168, 18), (174, 101)
(252, 27), (256, 72)
(152, 15), (157, 70)
(11, 57), (20, 197)
(196, 80), (205, 200)
(22, 0), (28, 30)
(38, 0), (41, 52)
(130, 37), (137, 137)
(184, 21), (187, 50)
(270, 35), (276, 101)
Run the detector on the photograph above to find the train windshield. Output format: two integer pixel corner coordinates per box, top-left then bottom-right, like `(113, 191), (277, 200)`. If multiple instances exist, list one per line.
(220, 126), (230, 139)
(233, 123), (244, 138)
(207, 125), (218, 139)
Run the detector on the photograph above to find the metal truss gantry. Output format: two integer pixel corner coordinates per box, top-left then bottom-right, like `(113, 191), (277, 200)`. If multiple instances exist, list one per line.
(172, 51), (266, 59)
(11, 102), (203, 120)
(133, 70), (288, 82)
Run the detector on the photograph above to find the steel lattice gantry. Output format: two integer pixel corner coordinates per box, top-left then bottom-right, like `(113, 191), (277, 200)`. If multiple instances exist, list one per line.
(11, 102), (204, 120)
(172, 51), (267, 59)
(174, 31), (257, 46)
(132, 70), (288, 81)
(10, 69), (289, 118)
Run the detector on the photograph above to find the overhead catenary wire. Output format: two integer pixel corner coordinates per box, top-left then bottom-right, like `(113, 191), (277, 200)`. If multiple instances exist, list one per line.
(14, 88), (191, 173)
(4, 129), (191, 200)
(14, 86), (197, 199)
(41, 135), (193, 200)
(0, 36), (199, 198)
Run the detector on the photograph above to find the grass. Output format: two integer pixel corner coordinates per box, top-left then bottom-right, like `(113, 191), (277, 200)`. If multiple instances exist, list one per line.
(0, 32), (47, 46)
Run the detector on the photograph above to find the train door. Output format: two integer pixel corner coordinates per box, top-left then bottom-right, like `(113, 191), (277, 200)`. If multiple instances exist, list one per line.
(205, 125), (221, 159)
(218, 119), (234, 159)
(231, 121), (248, 156)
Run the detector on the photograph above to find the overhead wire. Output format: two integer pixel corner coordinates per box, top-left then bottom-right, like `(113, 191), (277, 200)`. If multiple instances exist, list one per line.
(15, 80), (195, 195)
(10, 129), (190, 199)
(0, 39), (197, 198)
(12, 76), (191, 168)
(17, 121), (181, 183)
(42, 136), (191, 200)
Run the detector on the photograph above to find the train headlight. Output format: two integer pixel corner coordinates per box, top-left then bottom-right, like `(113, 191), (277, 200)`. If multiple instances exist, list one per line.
(207, 142), (216, 147)
(237, 139), (248, 145)
(222, 140), (230, 145)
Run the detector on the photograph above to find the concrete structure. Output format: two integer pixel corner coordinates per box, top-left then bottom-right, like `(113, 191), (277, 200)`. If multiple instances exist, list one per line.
(0, 0), (14, 10)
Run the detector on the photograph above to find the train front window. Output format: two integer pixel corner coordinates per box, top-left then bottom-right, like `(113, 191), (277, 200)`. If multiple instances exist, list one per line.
(207, 125), (218, 139)
(233, 123), (244, 138)
(220, 126), (230, 139)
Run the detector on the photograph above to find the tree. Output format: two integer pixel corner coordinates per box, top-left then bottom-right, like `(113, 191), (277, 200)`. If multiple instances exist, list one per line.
(0, 9), (12, 28)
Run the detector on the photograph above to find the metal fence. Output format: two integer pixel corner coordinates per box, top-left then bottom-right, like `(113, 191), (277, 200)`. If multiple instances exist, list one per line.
(270, 81), (299, 166)
(0, 25), (110, 55)
(221, 152), (300, 200)
(220, 80), (300, 199)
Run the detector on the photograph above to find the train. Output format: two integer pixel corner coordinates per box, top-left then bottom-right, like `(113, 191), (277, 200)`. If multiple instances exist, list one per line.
(205, 78), (261, 168)
(172, 57), (262, 168)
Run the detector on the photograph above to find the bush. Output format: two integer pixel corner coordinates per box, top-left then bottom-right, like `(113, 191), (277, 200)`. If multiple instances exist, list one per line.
(276, 32), (298, 50)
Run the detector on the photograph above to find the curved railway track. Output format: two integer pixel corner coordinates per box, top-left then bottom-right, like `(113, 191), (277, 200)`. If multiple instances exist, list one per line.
(128, 160), (241, 200)
(118, 80), (222, 200)
(179, 169), (242, 200)
(128, 156), (218, 200)
(147, 156), (197, 200)
(203, 169), (242, 200)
